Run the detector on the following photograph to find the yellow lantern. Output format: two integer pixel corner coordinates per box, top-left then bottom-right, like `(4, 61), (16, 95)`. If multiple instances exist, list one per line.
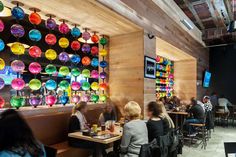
(58, 37), (69, 48)
(45, 49), (57, 60)
(99, 49), (107, 56)
(11, 42), (25, 55)
(0, 58), (5, 70)
(91, 82), (99, 91)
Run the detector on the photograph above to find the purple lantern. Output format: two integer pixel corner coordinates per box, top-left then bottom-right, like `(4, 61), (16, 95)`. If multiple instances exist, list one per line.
(29, 96), (42, 108)
(45, 18), (56, 30)
(82, 31), (91, 41)
(59, 52), (70, 63)
(91, 70), (99, 79)
(10, 24), (25, 38)
(100, 72), (107, 79)
(82, 43), (91, 53)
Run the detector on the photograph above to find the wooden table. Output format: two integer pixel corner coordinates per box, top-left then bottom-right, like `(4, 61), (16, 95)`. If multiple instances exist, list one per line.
(68, 130), (122, 157)
(167, 111), (188, 131)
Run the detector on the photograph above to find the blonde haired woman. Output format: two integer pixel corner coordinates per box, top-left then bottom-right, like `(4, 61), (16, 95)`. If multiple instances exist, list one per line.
(120, 101), (148, 157)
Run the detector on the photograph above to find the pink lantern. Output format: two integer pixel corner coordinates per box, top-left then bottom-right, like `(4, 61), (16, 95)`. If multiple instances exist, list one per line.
(0, 19), (4, 32)
(91, 70), (99, 79)
(11, 60), (25, 73)
(0, 96), (5, 108)
(28, 62), (41, 74)
(82, 31), (91, 41)
(81, 94), (90, 102)
(71, 81), (81, 91)
(59, 22), (70, 34)
(71, 95), (80, 103)
(11, 78), (25, 90)
(46, 95), (57, 107)
(29, 46), (42, 58)
(45, 34), (57, 45)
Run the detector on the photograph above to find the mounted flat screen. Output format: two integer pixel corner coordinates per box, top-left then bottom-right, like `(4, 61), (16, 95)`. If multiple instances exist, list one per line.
(203, 71), (211, 88)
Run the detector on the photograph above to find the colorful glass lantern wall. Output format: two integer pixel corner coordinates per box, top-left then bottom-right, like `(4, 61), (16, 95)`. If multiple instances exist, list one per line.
(156, 56), (174, 98)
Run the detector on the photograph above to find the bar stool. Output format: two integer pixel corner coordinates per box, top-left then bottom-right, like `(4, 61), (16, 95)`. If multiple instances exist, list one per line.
(189, 122), (207, 149)
(215, 106), (228, 127)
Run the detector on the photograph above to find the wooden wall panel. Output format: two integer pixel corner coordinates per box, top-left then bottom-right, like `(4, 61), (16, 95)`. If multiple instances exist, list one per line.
(174, 60), (197, 100)
(109, 31), (144, 116)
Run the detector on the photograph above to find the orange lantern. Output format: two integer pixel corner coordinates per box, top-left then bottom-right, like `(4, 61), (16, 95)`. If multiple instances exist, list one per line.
(29, 11), (41, 25)
(99, 83), (107, 90)
(82, 56), (91, 66)
(91, 32), (99, 43)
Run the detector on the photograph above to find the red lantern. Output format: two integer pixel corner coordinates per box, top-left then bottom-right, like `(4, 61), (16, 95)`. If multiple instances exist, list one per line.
(0, 96), (5, 108)
(82, 56), (91, 66)
(29, 46), (42, 58)
(71, 41), (80, 51)
(29, 12), (42, 25)
(45, 34), (57, 45)
(91, 33), (99, 43)
(91, 46), (98, 56)
(99, 83), (107, 90)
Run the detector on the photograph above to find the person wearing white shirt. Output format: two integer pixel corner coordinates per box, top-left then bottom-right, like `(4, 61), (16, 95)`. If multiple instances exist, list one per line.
(197, 100), (205, 112)
(218, 95), (232, 113)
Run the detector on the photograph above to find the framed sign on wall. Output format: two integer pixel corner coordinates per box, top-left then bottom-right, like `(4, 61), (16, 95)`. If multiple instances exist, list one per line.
(144, 56), (156, 79)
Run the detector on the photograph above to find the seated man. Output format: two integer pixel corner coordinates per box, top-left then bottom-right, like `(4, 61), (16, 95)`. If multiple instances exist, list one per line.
(185, 98), (205, 135)
(218, 95), (232, 113)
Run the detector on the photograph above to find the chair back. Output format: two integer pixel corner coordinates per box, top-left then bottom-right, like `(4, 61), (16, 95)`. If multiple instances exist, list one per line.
(215, 106), (226, 112)
(224, 142), (236, 157)
(44, 145), (57, 157)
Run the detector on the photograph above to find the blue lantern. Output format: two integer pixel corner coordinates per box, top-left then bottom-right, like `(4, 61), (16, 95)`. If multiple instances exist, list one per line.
(91, 58), (98, 67)
(71, 27), (81, 38)
(0, 39), (5, 51)
(59, 95), (69, 105)
(70, 55), (81, 64)
(100, 61), (108, 68)
(28, 29), (42, 42)
(45, 79), (57, 90)
(11, 6), (25, 20)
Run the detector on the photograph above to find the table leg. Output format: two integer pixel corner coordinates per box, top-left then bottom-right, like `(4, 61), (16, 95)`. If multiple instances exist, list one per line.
(175, 115), (179, 129)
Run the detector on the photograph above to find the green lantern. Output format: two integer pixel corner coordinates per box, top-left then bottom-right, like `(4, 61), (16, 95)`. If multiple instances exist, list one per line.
(0, 1), (4, 12)
(59, 66), (70, 76)
(82, 82), (90, 91)
(82, 69), (90, 78)
(91, 94), (99, 103)
(71, 68), (80, 77)
(29, 79), (41, 90)
(99, 37), (107, 46)
(58, 80), (69, 90)
(10, 96), (25, 109)
(45, 64), (57, 75)
(99, 94), (107, 102)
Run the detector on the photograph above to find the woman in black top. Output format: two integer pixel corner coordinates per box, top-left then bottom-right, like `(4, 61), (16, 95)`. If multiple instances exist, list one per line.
(146, 101), (164, 142)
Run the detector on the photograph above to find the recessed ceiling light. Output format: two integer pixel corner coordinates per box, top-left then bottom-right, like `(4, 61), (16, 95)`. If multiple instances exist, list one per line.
(0, 7), (11, 17)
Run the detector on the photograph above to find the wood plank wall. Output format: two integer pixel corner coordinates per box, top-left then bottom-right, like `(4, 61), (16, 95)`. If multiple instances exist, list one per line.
(174, 60), (197, 100)
(109, 31), (144, 116)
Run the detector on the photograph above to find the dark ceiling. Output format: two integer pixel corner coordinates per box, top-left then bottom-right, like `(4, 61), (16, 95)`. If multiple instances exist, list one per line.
(174, 0), (236, 46)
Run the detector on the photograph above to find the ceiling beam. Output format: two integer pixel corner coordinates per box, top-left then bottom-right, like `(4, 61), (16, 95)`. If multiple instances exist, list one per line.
(182, 0), (205, 30)
(205, 0), (226, 28)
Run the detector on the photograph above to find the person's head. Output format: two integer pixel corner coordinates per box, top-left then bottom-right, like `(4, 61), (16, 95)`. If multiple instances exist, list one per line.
(0, 109), (44, 156)
(203, 96), (210, 103)
(124, 101), (141, 120)
(147, 101), (162, 118)
(190, 97), (197, 106)
(72, 101), (87, 114)
(104, 104), (113, 114)
(211, 92), (216, 96)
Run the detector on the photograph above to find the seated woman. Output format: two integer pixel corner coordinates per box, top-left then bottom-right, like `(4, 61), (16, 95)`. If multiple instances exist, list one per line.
(98, 103), (117, 125)
(146, 101), (164, 142)
(0, 109), (46, 157)
(120, 101), (148, 157)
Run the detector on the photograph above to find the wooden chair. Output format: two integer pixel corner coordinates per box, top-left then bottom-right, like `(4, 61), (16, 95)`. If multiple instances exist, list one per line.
(224, 142), (236, 157)
(189, 122), (207, 149)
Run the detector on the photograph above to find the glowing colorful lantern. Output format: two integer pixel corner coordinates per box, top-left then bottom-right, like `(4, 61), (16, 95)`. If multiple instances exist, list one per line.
(91, 70), (99, 79)
(82, 69), (90, 78)
(82, 56), (91, 66)
(0, 39), (5, 51)
(59, 52), (70, 63)
(10, 96), (25, 109)
(0, 1), (4, 12)
(11, 42), (25, 55)
(10, 24), (25, 38)
(60, 95), (69, 105)
(91, 94), (99, 103)
(91, 58), (98, 67)
(59, 66), (70, 76)
(0, 20), (4, 32)
(82, 82), (90, 91)
(71, 95), (80, 103)
(29, 46), (42, 58)
(0, 96), (5, 108)
(100, 72), (107, 79)
(71, 81), (81, 91)
(0, 77), (4, 90)
(29, 96), (42, 108)
(71, 40), (80, 51)
(11, 78), (25, 90)
(45, 49), (57, 60)
(70, 55), (81, 64)
(28, 62), (41, 74)
(11, 6), (25, 20)
(45, 64), (57, 75)
(59, 37), (69, 48)
(29, 79), (41, 90)
(82, 30), (91, 41)
(100, 61), (108, 68)
(45, 34), (57, 45)
(45, 17), (56, 30)
(28, 29), (42, 41)
(91, 33), (99, 43)
(100, 49), (108, 56)
(99, 94), (107, 102)
(91, 46), (98, 56)
(81, 43), (90, 53)
(45, 79), (57, 90)
(0, 58), (5, 70)
(99, 83), (108, 90)
(100, 37), (107, 45)
(91, 82), (99, 91)
(71, 26), (81, 38)
(29, 12), (41, 25)
(58, 80), (69, 90)
(11, 60), (25, 73)
(59, 22), (69, 34)
(71, 68), (80, 77)
(46, 95), (57, 106)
